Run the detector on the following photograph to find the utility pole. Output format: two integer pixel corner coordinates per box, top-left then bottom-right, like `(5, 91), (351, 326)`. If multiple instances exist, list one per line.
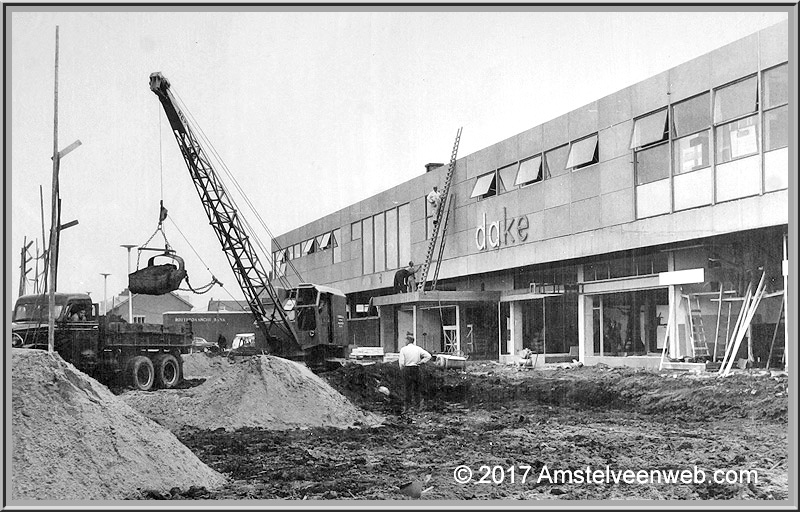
(47, 26), (61, 354)
(100, 273), (111, 316)
(46, 26), (82, 354)
(121, 244), (137, 322)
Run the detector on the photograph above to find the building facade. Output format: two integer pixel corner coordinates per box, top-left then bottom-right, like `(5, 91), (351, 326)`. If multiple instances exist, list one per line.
(272, 21), (791, 368)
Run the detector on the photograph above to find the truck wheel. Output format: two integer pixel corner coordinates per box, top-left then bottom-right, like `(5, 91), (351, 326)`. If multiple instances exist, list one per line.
(126, 356), (155, 391)
(153, 353), (181, 389)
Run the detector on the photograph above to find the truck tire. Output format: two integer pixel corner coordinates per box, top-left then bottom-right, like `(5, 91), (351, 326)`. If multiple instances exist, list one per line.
(126, 356), (155, 391)
(153, 353), (181, 389)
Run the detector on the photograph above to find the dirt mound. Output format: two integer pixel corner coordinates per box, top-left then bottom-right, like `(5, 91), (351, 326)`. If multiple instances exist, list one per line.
(323, 362), (788, 422)
(11, 349), (226, 501)
(182, 352), (227, 379)
(122, 355), (382, 432)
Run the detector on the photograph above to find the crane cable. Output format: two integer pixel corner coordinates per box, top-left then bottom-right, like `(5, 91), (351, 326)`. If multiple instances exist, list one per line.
(171, 88), (303, 288)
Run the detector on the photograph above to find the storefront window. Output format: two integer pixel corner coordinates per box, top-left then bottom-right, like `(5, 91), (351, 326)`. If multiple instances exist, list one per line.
(591, 289), (668, 356)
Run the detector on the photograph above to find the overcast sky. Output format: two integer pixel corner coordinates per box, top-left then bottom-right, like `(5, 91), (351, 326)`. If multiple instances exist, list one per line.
(7, 7), (790, 310)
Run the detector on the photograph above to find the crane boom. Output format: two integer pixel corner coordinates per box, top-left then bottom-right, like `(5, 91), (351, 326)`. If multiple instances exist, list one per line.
(149, 72), (296, 353)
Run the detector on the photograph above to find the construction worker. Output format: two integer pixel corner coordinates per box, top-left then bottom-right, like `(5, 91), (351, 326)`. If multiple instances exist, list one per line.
(398, 331), (431, 413)
(427, 186), (442, 225)
(405, 261), (420, 292)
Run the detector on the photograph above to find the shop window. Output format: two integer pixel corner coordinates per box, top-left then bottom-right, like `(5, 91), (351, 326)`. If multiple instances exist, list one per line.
(630, 108), (668, 149)
(515, 155), (543, 186)
(471, 171), (497, 199)
(763, 63), (788, 109)
(716, 115), (759, 164)
(635, 143), (670, 185)
(566, 134), (598, 170)
(351, 221), (361, 241)
(713, 75), (758, 124)
(498, 163), (518, 192)
(544, 145), (569, 178)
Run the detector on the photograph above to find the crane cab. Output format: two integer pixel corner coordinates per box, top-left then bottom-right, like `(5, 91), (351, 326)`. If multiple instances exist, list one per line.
(283, 284), (348, 355)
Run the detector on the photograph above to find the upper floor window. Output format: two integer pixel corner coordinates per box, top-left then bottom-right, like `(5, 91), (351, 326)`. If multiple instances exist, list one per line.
(713, 75), (758, 124)
(515, 155), (543, 186)
(317, 232), (332, 251)
(498, 163), (519, 192)
(351, 221), (361, 241)
(632, 109), (670, 185)
(672, 93), (711, 174)
(302, 238), (316, 255)
(133, 315), (146, 324)
(566, 134), (598, 170)
(544, 145), (569, 178)
(471, 171), (497, 199)
(763, 64), (788, 152)
(630, 108), (668, 149)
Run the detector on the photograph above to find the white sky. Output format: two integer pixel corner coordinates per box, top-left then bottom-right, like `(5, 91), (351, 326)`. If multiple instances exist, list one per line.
(7, 7), (791, 310)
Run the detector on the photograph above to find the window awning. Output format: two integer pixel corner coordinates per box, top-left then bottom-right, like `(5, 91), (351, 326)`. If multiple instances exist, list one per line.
(566, 134), (598, 168)
(470, 172), (496, 198)
(630, 109), (668, 149)
(515, 155), (542, 185)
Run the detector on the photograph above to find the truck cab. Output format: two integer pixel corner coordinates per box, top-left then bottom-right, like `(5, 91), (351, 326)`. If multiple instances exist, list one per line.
(12, 293), (101, 371)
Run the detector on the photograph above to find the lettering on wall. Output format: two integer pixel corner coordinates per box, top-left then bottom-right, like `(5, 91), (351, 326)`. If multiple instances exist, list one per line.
(475, 207), (529, 251)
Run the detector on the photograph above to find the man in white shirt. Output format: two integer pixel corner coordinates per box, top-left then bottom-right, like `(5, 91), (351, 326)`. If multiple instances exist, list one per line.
(426, 186), (442, 225)
(398, 331), (432, 413)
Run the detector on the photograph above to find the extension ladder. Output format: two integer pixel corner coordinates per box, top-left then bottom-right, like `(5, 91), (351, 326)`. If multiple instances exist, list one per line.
(417, 127), (462, 292)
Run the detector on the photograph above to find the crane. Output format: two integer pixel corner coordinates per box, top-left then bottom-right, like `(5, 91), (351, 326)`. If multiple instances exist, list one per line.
(149, 72), (300, 356)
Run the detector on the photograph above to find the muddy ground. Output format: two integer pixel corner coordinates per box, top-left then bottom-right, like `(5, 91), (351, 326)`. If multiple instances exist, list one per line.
(131, 362), (788, 501)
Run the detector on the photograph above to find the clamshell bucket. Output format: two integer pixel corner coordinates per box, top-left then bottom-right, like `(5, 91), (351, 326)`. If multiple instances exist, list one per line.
(128, 253), (187, 295)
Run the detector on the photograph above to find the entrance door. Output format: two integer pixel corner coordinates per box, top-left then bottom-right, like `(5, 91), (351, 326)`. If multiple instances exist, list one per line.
(440, 306), (460, 354)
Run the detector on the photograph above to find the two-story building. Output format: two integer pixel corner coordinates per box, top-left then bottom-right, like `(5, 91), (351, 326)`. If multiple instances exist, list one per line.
(272, 21), (790, 369)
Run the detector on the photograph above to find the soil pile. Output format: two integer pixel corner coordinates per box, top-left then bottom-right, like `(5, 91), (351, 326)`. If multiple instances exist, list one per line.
(323, 362), (788, 422)
(122, 355), (382, 432)
(11, 349), (226, 501)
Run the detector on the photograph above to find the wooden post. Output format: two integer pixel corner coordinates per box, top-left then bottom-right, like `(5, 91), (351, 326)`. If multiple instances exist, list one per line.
(47, 25), (60, 354)
(765, 294), (784, 369)
(712, 286), (723, 362)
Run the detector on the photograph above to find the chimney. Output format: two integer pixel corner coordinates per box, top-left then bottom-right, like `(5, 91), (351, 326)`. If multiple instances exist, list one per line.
(425, 162), (444, 173)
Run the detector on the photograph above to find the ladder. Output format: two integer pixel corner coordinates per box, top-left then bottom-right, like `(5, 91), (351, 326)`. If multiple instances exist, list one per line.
(686, 294), (710, 359)
(417, 127), (462, 292)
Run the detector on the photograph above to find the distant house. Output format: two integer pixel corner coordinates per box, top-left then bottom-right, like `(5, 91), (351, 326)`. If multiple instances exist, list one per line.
(106, 289), (194, 324)
(207, 299), (249, 312)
